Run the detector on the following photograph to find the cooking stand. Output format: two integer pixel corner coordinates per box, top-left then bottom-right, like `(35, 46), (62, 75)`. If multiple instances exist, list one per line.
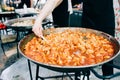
(27, 59), (91, 80)
(27, 59), (120, 80)
(90, 63), (120, 79)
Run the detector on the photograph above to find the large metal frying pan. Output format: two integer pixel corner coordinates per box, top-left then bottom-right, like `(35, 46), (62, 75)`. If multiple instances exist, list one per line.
(18, 27), (120, 72)
(4, 17), (49, 30)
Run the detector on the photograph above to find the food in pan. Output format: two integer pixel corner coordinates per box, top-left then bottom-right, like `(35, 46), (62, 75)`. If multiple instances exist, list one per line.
(24, 29), (114, 66)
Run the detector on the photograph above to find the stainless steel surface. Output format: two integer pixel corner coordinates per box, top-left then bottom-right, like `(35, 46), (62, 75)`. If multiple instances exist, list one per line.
(18, 27), (120, 72)
(4, 17), (48, 29)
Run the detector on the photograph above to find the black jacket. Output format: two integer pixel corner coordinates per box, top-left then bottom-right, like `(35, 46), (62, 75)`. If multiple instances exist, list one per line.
(52, 0), (82, 27)
(82, 0), (115, 36)
(72, 0), (82, 6)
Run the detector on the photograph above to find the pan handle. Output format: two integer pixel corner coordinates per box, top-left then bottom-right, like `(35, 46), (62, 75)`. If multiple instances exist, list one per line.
(90, 63), (120, 79)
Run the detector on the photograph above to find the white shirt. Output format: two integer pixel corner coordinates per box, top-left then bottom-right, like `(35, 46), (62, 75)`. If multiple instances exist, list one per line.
(68, 0), (73, 14)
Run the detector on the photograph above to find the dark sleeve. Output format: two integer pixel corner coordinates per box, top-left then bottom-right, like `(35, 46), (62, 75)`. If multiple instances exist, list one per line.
(72, 0), (82, 5)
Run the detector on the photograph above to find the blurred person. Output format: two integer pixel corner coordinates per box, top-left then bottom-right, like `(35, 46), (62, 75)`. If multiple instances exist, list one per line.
(32, 0), (119, 80)
(116, 0), (120, 31)
(6, 0), (21, 7)
(52, 0), (69, 27)
(17, 0), (33, 8)
(117, 16), (120, 31)
(72, 0), (83, 10)
(52, 0), (81, 27)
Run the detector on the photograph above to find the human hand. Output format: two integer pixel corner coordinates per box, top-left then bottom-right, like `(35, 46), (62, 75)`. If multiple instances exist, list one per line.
(32, 20), (43, 37)
(73, 3), (83, 10)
